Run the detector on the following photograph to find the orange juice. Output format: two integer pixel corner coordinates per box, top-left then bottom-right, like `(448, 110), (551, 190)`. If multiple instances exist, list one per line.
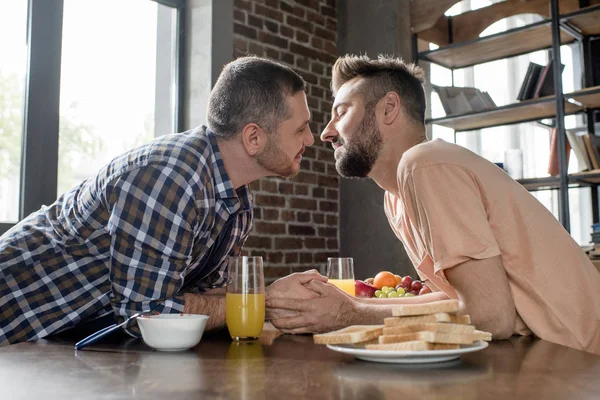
(226, 293), (265, 339)
(329, 279), (356, 296)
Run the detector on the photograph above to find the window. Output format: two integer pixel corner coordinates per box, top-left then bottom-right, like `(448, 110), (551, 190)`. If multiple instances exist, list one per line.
(0, 0), (28, 223)
(0, 0), (185, 237)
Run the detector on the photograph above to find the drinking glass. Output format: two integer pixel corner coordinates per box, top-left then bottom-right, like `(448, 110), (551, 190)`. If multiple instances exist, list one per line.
(226, 256), (265, 341)
(326, 257), (355, 296)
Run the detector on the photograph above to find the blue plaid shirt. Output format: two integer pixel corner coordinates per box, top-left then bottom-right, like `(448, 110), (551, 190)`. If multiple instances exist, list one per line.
(0, 126), (253, 345)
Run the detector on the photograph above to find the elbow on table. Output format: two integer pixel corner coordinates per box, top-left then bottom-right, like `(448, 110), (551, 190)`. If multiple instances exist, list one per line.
(476, 313), (515, 340)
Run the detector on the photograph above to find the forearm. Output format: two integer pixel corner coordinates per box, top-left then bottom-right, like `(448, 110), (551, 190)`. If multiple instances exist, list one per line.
(183, 292), (226, 331)
(349, 292), (450, 325)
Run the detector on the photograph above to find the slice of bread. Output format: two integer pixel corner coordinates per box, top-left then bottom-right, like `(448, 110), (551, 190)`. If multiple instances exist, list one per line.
(378, 330), (491, 345)
(382, 322), (475, 336)
(313, 325), (384, 345)
(365, 341), (460, 351)
(384, 313), (471, 327)
(474, 330), (492, 341)
(391, 300), (460, 317)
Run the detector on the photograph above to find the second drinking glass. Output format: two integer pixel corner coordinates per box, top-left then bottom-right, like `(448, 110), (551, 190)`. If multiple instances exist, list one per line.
(326, 257), (355, 296)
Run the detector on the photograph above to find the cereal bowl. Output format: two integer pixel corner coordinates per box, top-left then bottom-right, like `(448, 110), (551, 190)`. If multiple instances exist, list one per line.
(137, 314), (209, 351)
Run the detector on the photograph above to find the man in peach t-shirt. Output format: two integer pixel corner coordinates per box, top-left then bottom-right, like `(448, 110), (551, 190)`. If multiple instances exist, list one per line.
(266, 54), (600, 354)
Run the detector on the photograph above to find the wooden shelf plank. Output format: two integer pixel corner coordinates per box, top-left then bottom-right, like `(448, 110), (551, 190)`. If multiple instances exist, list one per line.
(518, 176), (560, 191)
(419, 22), (575, 69)
(567, 86), (600, 109)
(427, 97), (583, 132)
(562, 5), (600, 36)
(569, 170), (600, 185)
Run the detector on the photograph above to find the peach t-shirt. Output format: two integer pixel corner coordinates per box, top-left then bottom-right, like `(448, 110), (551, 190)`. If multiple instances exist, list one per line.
(384, 139), (600, 354)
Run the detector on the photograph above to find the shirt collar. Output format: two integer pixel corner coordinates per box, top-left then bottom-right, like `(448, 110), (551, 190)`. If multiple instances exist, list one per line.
(204, 126), (252, 214)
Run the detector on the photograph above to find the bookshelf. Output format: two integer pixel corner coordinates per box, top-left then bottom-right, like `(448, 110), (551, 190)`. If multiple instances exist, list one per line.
(412, 0), (600, 233)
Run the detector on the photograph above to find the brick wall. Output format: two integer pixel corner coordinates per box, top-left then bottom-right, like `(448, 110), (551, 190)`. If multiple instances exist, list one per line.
(233, 0), (339, 282)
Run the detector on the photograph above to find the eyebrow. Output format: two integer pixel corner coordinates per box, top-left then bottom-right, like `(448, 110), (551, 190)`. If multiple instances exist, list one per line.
(332, 102), (350, 112)
(296, 118), (311, 130)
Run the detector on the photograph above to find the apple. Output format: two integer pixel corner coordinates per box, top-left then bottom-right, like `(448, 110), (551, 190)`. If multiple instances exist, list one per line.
(355, 280), (378, 298)
(419, 286), (432, 295)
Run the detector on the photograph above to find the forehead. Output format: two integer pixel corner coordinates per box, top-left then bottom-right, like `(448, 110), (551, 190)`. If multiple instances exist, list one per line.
(333, 77), (366, 108)
(283, 91), (310, 122)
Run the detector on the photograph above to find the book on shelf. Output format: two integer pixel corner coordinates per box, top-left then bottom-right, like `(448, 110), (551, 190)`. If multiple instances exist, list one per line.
(547, 128), (571, 176)
(516, 59), (565, 101)
(433, 85), (497, 116)
(566, 130), (593, 171)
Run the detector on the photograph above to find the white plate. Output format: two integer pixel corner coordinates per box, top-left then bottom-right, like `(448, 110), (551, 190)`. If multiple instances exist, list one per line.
(326, 340), (489, 364)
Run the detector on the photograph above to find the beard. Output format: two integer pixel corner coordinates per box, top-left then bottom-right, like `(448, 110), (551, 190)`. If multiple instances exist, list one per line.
(257, 135), (300, 178)
(334, 108), (383, 178)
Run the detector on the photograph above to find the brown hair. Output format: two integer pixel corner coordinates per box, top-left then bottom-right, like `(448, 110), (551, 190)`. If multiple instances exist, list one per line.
(331, 54), (426, 125)
(207, 56), (306, 139)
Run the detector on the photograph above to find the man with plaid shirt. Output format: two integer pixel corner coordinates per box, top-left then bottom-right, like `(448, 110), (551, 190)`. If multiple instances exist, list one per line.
(0, 56), (316, 346)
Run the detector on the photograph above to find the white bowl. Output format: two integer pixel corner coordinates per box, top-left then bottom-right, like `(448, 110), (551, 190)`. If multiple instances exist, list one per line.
(137, 314), (209, 351)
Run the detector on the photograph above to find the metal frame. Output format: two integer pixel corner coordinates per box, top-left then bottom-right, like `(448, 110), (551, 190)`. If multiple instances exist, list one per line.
(0, 0), (187, 237)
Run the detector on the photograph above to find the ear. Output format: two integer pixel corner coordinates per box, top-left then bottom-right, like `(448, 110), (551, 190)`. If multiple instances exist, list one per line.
(240, 123), (267, 156)
(381, 91), (401, 125)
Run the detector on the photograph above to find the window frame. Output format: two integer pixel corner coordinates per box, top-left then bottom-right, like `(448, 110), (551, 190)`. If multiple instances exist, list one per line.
(0, 0), (186, 236)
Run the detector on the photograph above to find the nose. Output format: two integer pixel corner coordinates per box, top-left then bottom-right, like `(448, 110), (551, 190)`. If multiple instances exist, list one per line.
(321, 117), (338, 143)
(305, 125), (315, 146)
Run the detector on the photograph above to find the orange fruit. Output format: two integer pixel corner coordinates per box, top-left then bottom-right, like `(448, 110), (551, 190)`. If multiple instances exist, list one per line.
(373, 271), (397, 289)
(394, 274), (402, 286)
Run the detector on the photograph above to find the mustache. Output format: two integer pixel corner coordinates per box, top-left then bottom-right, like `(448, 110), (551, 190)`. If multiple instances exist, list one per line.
(332, 136), (346, 146)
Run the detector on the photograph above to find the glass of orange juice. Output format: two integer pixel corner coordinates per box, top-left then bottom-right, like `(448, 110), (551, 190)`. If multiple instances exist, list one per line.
(326, 257), (355, 296)
(226, 256), (265, 341)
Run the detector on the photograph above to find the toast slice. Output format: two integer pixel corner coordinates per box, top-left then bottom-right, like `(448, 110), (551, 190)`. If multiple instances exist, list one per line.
(391, 300), (460, 317)
(384, 313), (471, 327)
(382, 322), (475, 336)
(365, 341), (460, 351)
(313, 325), (383, 345)
(378, 330), (491, 345)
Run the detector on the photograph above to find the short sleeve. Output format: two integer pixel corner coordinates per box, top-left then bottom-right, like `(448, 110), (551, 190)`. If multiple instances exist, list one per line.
(401, 164), (501, 280)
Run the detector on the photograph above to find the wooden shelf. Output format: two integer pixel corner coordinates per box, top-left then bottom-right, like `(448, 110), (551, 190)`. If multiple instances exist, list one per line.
(562, 4), (600, 36)
(518, 176), (560, 191)
(569, 170), (600, 185)
(419, 21), (575, 69)
(427, 96), (583, 132)
(567, 86), (600, 109)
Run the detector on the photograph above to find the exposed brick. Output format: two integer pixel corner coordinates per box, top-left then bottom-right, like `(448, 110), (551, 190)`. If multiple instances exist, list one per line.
(248, 42), (264, 56)
(320, 200), (338, 213)
(281, 51), (294, 65)
(327, 188), (338, 200)
(327, 238), (338, 249)
(326, 163), (338, 175)
(295, 171), (317, 184)
(266, 251), (284, 263)
(285, 252), (299, 263)
(326, 214), (338, 226)
(295, 0), (320, 11)
(291, 265), (320, 274)
(292, 5), (306, 17)
(306, 237), (326, 249)
(300, 253), (313, 263)
(312, 186), (325, 198)
(248, 14), (263, 29)
(314, 251), (338, 263)
(255, 4), (284, 22)
(234, 38), (248, 53)
(318, 174), (339, 188)
(295, 185), (309, 196)
(281, 25), (294, 38)
(297, 211), (311, 222)
(264, 0), (279, 9)
(234, 0), (252, 12)
(278, 182), (294, 194)
(320, 5), (336, 18)
(234, 23), (257, 40)
(265, 266), (291, 279)
(263, 208), (280, 220)
(255, 221), (286, 235)
(259, 31), (289, 49)
(303, 72), (319, 85)
(313, 213), (325, 224)
(286, 15), (313, 34)
(234, 9), (246, 23)
(296, 30), (309, 43)
(324, 40), (337, 55)
(307, 96), (319, 109)
(307, 10), (325, 26)
(281, 210), (296, 221)
(304, 147), (317, 158)
(319, 227), (337, 237)
(261, 179), (278, 193)
(311, 86), (324, 98)
(311, 61), (324, 75)
(289, 224), (316, 236)
(255, 194), (285, 207)
(326, 17), (336, 31)
(275, 237), (303, 249)
(245, 235), (272, 249)
(290, 198), (317, 210)
(264, 19), (279, 33)
(266, 47), (279, 60)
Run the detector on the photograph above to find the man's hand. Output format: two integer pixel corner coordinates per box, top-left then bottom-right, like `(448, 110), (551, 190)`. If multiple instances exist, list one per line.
(265, 270), (328, 320)
(266, 280), (357, 334)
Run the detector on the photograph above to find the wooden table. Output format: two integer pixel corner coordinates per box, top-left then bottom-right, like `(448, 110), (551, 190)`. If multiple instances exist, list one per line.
(2, 329), (600, 399)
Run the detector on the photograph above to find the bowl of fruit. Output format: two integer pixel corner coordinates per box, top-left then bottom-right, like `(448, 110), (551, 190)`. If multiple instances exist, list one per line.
(354, 271), (432, 298)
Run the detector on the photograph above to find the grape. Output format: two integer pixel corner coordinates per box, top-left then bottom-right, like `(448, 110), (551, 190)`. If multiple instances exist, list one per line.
(377, 293), (387, 298)
(404, 293), (415, 297)
(388, 291), (399, 298)
(374, 290), (383, 297)
(382, 286), (392, 293)
(419, 286), (432, 295)
(401, 276), (413, 288)
(396, 287), (406, 296)
(411, 281), (423, 292)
